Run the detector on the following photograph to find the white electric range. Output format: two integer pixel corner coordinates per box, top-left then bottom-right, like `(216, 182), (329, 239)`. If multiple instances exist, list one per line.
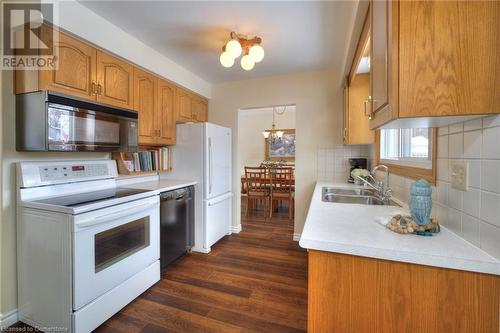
(16, 160), (160, 333)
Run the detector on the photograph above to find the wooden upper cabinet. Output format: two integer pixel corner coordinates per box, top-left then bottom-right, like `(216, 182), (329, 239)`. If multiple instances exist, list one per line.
(157, 79), (176, 145)
(96, 51), (134, 109)
(369, 0), (500, 128)
(176, 87), (194, 122)
(15, 27), (97, 100)
(344, 8), (373, 145)
(398, 0), (500, 118)
(192, 98), (208, 123)
(134, 68), (157, 145)
(370, 0), (390, 118)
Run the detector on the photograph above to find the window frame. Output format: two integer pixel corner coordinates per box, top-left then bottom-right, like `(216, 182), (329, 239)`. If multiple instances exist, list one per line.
(375, 128), (437, 185)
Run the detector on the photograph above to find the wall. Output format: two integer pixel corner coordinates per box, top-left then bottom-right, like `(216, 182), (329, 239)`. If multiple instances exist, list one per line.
(317, 145), (372, 183)
(238, 106), (296, 173)
(209, 70), (343, 237)
(48, 0), (211, 97)
(385, 116), (500, 261)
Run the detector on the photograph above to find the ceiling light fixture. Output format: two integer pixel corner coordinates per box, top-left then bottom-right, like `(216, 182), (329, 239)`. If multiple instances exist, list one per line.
(220, 31), (264, 71)
(262, 106), (287, 144)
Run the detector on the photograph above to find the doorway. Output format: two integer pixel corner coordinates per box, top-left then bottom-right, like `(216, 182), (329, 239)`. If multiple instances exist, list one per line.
(237, 105), (296, 228)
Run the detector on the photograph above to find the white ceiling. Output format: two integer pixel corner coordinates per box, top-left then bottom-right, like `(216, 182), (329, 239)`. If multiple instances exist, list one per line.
(79, 1), (356, 84)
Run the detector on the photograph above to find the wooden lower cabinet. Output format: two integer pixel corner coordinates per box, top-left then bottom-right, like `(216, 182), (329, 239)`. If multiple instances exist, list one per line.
(308, 250), (500, 333)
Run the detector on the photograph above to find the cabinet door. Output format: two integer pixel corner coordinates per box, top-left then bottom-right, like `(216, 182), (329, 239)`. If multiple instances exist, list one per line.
(191, 97), (209, 123)
(157, 80), (176, 145)
(96, 51), (134, 109)
(398, 1), (500, 117)
(39, 28), (97, 100)
(343, 84), (349, 144)
(176, 88), (193, 122)
(134, 68), (157, 145)
(370, 0), (390, 117)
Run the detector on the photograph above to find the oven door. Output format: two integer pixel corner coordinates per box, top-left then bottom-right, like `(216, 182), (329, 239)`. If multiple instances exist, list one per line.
(47, 103), (138, 152)
(72, 196), (159, 310)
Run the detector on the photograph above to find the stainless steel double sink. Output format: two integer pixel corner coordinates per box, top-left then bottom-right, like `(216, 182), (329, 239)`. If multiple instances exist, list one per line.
(322, 187), (401, 207)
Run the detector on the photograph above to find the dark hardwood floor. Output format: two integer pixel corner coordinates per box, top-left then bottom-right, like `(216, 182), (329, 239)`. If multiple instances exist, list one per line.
(8, 201), (307, 332)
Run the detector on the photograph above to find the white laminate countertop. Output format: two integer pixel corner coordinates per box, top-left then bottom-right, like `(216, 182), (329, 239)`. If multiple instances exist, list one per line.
(117, 175), (197, 194)
(299, 182), (500, 276)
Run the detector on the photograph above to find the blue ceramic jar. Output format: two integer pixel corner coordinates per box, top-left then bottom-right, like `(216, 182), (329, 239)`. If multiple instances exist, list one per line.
(408, 179), (432, 226)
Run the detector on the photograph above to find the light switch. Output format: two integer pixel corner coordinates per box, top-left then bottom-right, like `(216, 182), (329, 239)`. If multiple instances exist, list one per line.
(451, 161), (468, 191)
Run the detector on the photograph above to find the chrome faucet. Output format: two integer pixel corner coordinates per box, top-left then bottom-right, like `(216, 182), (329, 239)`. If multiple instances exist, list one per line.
(355, 164), (392, 202)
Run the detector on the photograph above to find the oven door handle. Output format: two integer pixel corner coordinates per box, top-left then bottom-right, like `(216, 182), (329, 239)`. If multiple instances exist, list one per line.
(77, 201), (158, 228)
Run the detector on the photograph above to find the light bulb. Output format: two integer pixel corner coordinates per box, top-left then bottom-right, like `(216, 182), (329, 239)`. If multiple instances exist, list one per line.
(249, 44), (265, 63)
(262, 131), (270, 139)
(240, 55), (255, 71)
(220, 52), (234, 68)
(276, 131), (284, 139)
(225, 39), (242, 58)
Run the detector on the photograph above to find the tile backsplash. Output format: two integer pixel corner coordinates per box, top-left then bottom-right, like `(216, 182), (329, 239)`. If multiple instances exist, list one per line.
(431, 115), (500, 260)
(394, 115), (500, 261)
(317, 145), (372, 183)
(318, 115), (500, 261)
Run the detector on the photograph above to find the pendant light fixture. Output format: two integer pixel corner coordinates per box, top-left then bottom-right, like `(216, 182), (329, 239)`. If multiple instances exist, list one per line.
(220, 32), (265, 71)
(262, 106), (287, 144)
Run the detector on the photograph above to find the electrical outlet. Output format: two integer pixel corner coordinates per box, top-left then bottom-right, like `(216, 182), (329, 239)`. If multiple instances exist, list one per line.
(451, 161), (468, 191)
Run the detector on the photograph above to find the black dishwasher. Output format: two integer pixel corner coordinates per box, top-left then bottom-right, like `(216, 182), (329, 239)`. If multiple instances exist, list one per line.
(159, 186), (194, 269)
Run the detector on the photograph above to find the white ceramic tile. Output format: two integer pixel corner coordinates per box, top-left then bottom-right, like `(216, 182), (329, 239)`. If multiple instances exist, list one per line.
(438, 126), (449, 136)
(480, 191), (500, 227)
(462, 214), (480, 247)
(436, 181), (449, 206)
(482, 126), (500, 159)
(449, 133), (463, 159)
(467, 159), (481, 189)
(446, 208), (462, 235)
(463, 130), (481, 159)
(437, 135), (449, 158)
(482, 115), (500, 129)
(480, 222), (500, 260)
(463, 118), (482, 132)
(448, 187), (463, 210)
(449, 122), (464, 134)
(481, 160), (500, 194)
(437, 159), (449, 182)
(462, 188), (480, 219)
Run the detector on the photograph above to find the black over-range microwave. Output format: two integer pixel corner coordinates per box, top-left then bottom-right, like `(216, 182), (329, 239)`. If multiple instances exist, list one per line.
(16, 91), (138, 152)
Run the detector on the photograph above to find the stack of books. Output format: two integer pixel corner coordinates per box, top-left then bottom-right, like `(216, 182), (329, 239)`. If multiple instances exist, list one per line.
(125, 147), (170, 172)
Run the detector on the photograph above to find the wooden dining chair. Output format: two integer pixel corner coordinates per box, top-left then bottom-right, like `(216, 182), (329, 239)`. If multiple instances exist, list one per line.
(269, 167), (294, 219)
(244, 166), (269, 217)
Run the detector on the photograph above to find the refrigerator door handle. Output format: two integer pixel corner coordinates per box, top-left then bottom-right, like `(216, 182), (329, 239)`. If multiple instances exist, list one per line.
(208, 137), (213, 195)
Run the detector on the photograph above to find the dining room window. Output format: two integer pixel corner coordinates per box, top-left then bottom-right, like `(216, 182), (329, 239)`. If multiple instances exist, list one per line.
(376, 128), (437, 184)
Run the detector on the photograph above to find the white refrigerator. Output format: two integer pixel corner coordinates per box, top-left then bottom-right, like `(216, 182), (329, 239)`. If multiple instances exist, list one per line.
(162, 122), (232, 253)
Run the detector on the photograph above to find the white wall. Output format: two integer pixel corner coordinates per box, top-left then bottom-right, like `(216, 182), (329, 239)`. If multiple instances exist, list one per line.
(48, 0), (211, 98)
(238, 106), (296, 173)
(209, 70), (343, 237)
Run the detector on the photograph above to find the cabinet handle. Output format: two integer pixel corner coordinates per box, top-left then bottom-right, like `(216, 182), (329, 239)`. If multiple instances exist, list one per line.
(343, 128), (348, 142)
(91, 82), (97, 94)
(97, 84), (103, 95)
(364, 100), (373, 120)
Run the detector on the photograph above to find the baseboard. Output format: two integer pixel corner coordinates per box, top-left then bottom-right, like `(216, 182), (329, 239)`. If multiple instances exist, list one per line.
(0, 309), (18, 330)
(230, 224), (242, 234)
(293, 233), (301, 242)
